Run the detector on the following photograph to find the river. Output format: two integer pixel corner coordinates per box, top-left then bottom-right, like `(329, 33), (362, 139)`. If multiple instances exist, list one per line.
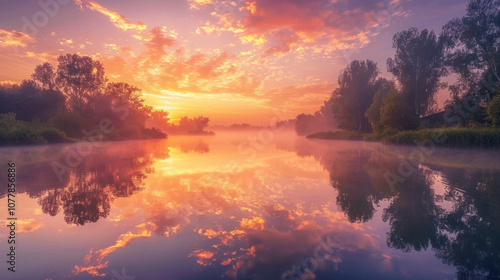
(0, 131), (499, 279)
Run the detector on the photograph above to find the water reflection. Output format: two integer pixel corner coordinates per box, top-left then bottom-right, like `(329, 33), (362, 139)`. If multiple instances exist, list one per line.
(0, 140), (170, 225)
(280, 137), (500, 279)
(0, 133), (500, 279)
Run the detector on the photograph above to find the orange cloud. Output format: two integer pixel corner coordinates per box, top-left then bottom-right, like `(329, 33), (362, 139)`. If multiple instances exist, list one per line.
(73, 0), (84, 10)
(199, 0), (405, 57)
(23, 51), (59, 62)
(0, 29), (35, 47)
(188, 0), (214, 9)
(189, 249), (215, 266)
(83, 0), (147, 32)
(240, 216), (266, 230)
(59, 38), (74, 47)
(73, 222), (155, 276)
(105, 43), (133, 55)
(18, 219), (43, 233)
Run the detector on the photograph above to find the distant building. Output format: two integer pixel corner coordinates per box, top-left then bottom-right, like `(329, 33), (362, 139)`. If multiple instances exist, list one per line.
(420, 111), (453, 127)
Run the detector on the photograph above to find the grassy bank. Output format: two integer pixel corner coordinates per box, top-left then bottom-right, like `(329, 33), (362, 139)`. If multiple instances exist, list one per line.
(0, 115), (74, 145)
(383, 128), (500, 149)
(0, 113), (166, 146)
(307, 128), (500, 149)
(307, 130), (372, 141)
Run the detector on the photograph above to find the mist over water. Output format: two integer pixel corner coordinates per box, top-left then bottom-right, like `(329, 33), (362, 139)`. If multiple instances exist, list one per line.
(0, 131), (499, 279)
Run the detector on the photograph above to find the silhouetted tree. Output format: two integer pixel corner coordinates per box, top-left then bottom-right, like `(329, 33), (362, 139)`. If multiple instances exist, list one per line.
(441, 0), (500, 121)
(32, 62), (56, 90)
(295, 113), (318, 135)
(387, 28), (447, 116)
(442, 0), (500, 86)
(0, 81), (66, 122)
(104, 82), (151, 128)
(55, 54), (107, 113)
(332, 60), (381, 131)
(294, 97), (338, 135)
(147, 109), (171, 132)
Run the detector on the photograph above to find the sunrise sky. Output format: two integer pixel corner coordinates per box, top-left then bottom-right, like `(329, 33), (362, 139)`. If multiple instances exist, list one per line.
(0, 0), (468, 125)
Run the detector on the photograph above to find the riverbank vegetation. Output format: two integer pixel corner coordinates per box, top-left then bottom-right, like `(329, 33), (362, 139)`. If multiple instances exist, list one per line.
(302, 0), (500, 149)
(0, 54), (212, 145)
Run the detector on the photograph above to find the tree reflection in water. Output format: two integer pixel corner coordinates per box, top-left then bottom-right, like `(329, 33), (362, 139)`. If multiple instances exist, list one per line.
(0, 140), (170, 225)
(279, 137), (500, 279)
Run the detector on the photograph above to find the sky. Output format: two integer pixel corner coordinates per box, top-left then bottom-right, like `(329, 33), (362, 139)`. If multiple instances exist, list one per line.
(0, 0), (468, 125)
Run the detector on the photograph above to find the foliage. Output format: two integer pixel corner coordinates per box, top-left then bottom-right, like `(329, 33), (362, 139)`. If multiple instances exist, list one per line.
(380, 90), (420, 131)
(48, 111), (89, 138)
(104, 82), (151, 127)
(0, 113), (69, 145)
(0, 53), (182, 145)
(295, 113), (319, 135)
(55, 54), (107, 113)
(40, 127), (71, 143)
(332, 60), (385, 131)
(142, 127), (167, 139)
(0, 82), (66, 122)
(365, 82), (395, 134)
(383, 128), (500, 148)
(306, 130), (370, 141)
(387, 28), (447, 116)
(442, 0), (500, 104)
(178, 116), (210, 134)
(487, 94), (500, 127)
(31, 62), (56, 90)
(147, 110), (170, 132)
(295, 97), (338, 135)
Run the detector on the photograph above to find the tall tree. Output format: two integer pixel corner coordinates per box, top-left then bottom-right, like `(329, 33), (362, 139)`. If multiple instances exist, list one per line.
(104, 82), (151, 127)
(442, 0), (500, 101)
(387, 28), (447, 116)
(32, 62), (56, 90)
(365, 80), (395, 134)
(55, 54), (107, 113)
(332, 60), (381, 131)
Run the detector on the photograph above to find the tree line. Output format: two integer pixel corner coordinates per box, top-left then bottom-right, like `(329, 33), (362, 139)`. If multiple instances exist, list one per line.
(296, 0), (500, 136)
(0, 54), (212, 145)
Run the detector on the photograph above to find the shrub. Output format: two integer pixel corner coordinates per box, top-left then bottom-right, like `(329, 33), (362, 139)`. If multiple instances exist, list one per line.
(383, 128), (500, 149)
(0, 113), (47, 145)
(365, 86), (395, 134)
(40, 127), (70, 143)
(380, 91), (419, 131)
(142, 127), (167, 139)
(49, 111), (89, 138)
(487, 95), (500, 127)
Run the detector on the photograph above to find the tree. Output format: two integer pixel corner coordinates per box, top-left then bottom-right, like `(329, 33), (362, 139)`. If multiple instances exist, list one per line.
(365, 82), (395, 134)
(442, 0), (500, 102)
(0, 81), (66, 122)
(32, 62), (56, 90)
(178, 116), (210, 133)
(380, 89), (419, 131)
(294, 97), (338, 136)
(387, 28), (447, 116)
(295, 113), (317, 135)
(487, 94), (500, 126)
(103, 82), (152, 128)
(55, 54), (107, 113)
(19, 79), (39, 93)
(147, 110), (171, 132)
(332, 60), (381, 131)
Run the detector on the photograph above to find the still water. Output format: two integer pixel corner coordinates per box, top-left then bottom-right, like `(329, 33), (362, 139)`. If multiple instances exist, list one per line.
(0, 131), (499, 280)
